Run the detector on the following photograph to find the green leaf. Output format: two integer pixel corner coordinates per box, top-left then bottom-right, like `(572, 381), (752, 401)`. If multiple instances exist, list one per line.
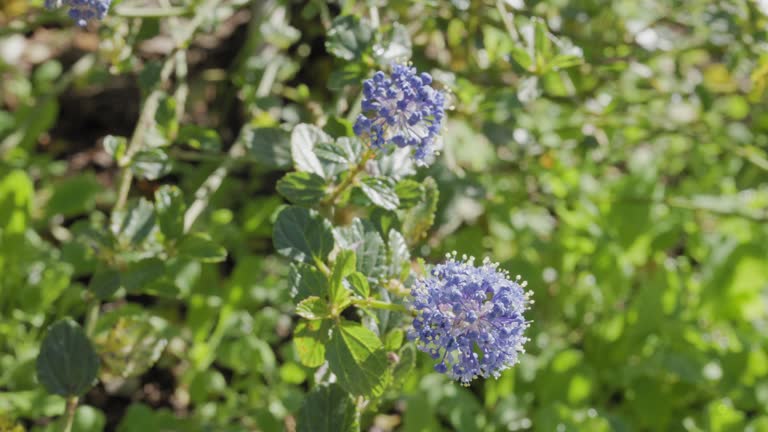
(326, 320), (389, 397)
(360, 177), (400, 211)
(121, 258), (165, 293)
(387, 229), (410, 278)
(330, 250), (356, 305)
(111, 198), (156, 246)
(393, 344), (416, 385)
(328, 62), (369, 90)
(103, 135), (127, 161)
(384, 329), (404, 351)
(154, 185), (186, 241)
(297, 384), (358, 432)
(394, 179), (423, 209)
(36, 319), (100, 397)
(294, 320), (329, 368)
(130, 148), (171, 180)
(89, 268), (121, 300)
(315, 137), (364, 166)
(0, 170), (33, 233)
(325, 15), (373, 61)
(346, 272), (370, 298)
(45, 174), (102, 218)
(335, 219), (387, 280)
(273, 206), (335, 264)
(401, 177), (439, 245)
(178, 233), (227, 263)
(296, 296), (331, 320)
(138, 61), (163, 95)
(314, 141), (349, 164)
(291, 124), (333, 178)
(178, 125), (221, 152)
(374, 22), (412, 65)
(241, 126), (292, 169)
(290, 263), (329, 302)
(276, 172), (328, 206)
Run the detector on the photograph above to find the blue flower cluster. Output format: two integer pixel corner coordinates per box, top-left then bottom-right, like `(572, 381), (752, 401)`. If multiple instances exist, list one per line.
(353, 64), (446, 164)
(409, 253), (531, 384)
(45, 0), (111, 27)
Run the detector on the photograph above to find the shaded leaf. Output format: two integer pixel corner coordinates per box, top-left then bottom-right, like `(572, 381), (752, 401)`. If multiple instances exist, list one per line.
(291, 124), (333, 178)
(276, 172), (328, 206)
(89, 268), (121, 300)
(325, 15), (373, 61)
(297, 384), (358, 432)
(401, 177), (439, 245)
(290, 263), (329, 302)
(178, 233), (227, 263)
(242, 126), (292, 169)
(36, 319), (99, 397)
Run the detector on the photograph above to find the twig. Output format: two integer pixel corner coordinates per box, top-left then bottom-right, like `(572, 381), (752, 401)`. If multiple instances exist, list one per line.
(62, 396), (78, 432)
(496, 0), (520, 42)
(350, 298), (409, 313)
(183, 138), (245, 232)
(320, 149), (376, 206)
(112, 0), (222, 212)
(182, 0), (278, 233)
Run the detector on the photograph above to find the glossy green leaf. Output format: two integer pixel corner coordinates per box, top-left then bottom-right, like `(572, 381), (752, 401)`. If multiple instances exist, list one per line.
(130, 148), (171, 180)
(335, 219), (387, 280)
(330, 249), (356, 305)
(326, 320), (389, 397)
(360, 177), (400, 211)
(111, 198), (156, 246)
(394, 179), (423, 209)
(289, 263), (329, 302)
(291, 124), (333, 178)
(273, 206), (335, 264)
(276, 172), (328, 206)
(296, 296), (331, 320)
(154, 185), (186, 241)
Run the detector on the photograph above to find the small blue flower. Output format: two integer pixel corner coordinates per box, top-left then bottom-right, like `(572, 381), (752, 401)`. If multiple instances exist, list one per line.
(45, 0), (111, 27)
(409, 253), (531, 384)
(354, 64), (446, 165)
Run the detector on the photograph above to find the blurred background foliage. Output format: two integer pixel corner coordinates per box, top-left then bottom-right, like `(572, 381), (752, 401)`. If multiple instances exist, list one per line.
(1, 0), (768, 430)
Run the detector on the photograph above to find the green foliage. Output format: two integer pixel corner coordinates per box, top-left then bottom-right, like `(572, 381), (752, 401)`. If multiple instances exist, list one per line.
(297, 384), (358, 432)
(2, 0), (768, 430)
(36, 320), (99, 397)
